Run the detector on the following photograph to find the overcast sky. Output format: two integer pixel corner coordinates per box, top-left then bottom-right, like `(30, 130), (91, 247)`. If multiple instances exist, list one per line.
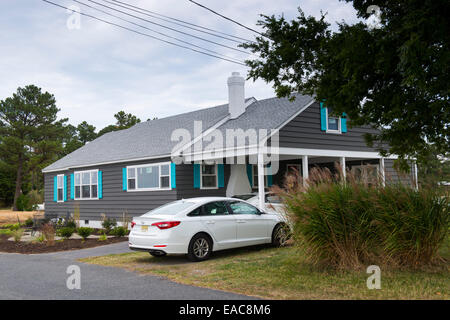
(0, 0), (359, 130)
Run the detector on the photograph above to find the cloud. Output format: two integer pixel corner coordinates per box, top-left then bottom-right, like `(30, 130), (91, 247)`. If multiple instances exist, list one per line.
(0, 0), (358, 130)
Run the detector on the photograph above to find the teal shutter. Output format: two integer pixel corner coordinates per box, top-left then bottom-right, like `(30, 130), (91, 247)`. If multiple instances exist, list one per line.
(170, 163), (176, 188)
(218, 164), (224, 188)
(122, 168), (127, 191)
(63, 175), (67, 202)
(320, 102), (327, 131)
(193, 164), (200, 188)
(70, 173), (74, 200)
(246, 164), (253, 187)
(341, 113), (347, 133)
(267, 164), (273, 187)
(98, 171), (103, 199)
(53, 176), (57, 202)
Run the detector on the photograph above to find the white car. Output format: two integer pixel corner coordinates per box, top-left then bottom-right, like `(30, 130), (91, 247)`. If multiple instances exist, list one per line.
(129, 197), (289, 261)
(234, 192), (289, 220)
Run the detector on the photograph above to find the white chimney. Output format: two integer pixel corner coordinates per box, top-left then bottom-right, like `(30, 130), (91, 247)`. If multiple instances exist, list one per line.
(227, 72), (245, 119)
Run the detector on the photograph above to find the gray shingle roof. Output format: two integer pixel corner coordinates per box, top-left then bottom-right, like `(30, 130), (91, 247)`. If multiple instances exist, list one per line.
(43, 94), (314, 172)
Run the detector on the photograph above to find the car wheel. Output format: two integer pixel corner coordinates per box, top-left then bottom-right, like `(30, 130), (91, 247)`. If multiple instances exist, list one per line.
(149, 251), (167, 258)
(187, 234), (212, 262)
(272, 224), (290, 247)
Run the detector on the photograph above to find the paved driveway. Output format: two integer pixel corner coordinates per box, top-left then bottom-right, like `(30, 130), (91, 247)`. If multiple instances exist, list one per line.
(0, 242), (253, 300)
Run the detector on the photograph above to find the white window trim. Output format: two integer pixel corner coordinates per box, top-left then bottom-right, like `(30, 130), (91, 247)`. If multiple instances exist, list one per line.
(126, 162), (172, 192)
(252, 164), (268, 188)
(200, 164), (218, 190)
(57, 174), (64, 203)
(74, 169), (99, 200)
(326, 107), (342, 134)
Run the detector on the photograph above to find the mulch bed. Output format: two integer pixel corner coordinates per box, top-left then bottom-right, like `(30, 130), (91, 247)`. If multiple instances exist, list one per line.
(0, 234), (128, 254)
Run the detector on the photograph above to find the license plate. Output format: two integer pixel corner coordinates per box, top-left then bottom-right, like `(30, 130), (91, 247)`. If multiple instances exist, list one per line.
(141, 225), (148, 232)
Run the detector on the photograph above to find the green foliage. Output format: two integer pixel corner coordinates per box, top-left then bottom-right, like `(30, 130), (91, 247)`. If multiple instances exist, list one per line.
(8, 223), (20, 231)
(242, 1), (449, 160)
(98, 233), (107, 241)
(24, 218), (34, 228)
(11, 228), (24, 242)
(97, 111), (141, 137)
(27, 189), (43, 207)
(16, 194), (35, 211)
(275, 168), (449, 269)
(58, 227), (75, 239)
(112, 226), (127, 237)
(65, 219), (77, 229)
(77, 227), (93, 240)
(101, 217), (117, 234)
(0, 85), (68, 210)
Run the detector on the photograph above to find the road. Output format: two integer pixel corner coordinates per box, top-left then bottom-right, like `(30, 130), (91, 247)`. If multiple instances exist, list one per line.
(0, 242), (253, 300)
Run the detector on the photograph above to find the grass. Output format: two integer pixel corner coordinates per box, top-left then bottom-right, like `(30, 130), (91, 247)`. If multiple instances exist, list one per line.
(80, 240), (449, 300)
(0, 210), (40, 226)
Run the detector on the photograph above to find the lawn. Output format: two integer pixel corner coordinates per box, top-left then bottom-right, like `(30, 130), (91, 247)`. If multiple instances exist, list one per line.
(0, 209), (40, 226)
(80, 241), (449, 300)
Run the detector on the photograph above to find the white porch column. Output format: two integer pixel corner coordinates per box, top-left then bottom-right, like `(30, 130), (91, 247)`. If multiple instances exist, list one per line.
(380, 157), (385, 187)
(302, 155), (309, 187)
(340, 156), (346, 181)
(257, 152), (265, 210)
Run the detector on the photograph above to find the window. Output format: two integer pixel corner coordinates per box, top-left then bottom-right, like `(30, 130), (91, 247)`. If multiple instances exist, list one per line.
(351, 165), (380, 184)
(252, 165), (268, 188)
(57, 174), (64, 202)
(201, 164), (217, 189)
(127, 162), (171, 191)
(202, 201), (229, 216)
(326, 107), (341, 133)
(74, 170), (98, 200)
(229, 201), (260, 215)
(143, 200), (195, 216)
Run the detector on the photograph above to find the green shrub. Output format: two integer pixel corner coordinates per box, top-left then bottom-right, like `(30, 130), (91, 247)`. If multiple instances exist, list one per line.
(101, 217), (117, 233)
(27, 189), (43, 208)
(65, 219), (77, 229)
(98, 233), (107, 241)
(24, 218), (34, 228)
(16, 194), (35, 211)
(11, 228), (24, 242)
(9, 223), (20, 231)
(276, 167), (449, 269)
(77, 227), (93, 240)
(112, 226), (127, 237)
(58, 227), (75, 239)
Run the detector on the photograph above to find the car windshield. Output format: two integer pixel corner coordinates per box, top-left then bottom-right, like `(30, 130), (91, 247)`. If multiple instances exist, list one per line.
(232, 194), (255, 200)
(142, 201), (196, 216)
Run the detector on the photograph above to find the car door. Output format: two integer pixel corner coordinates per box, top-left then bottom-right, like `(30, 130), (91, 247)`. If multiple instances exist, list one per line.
(198, 201), (238, 250)
(228, 200), (271, 245)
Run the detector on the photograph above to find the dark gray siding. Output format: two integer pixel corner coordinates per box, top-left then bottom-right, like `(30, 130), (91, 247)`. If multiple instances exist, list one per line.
(175, 163), (230, 199)
(44, 157), (177, 221)
(278, 102), (384, 151)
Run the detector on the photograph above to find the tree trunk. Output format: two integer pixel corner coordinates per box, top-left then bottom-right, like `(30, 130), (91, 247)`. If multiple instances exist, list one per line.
(12, 153), (23, 211)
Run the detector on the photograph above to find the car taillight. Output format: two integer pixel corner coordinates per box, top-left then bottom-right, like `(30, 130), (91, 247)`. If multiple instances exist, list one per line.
(131, 221), (136, 229)
(151, 221), (181, 230)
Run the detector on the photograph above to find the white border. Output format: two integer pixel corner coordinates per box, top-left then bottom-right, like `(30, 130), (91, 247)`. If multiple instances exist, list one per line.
(126, 161), (172, 192)
(325, 107), (342, 134)
(200, 164), (218, 190)
(74, 169), (99, 200)
(56, 174), (64, 203)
